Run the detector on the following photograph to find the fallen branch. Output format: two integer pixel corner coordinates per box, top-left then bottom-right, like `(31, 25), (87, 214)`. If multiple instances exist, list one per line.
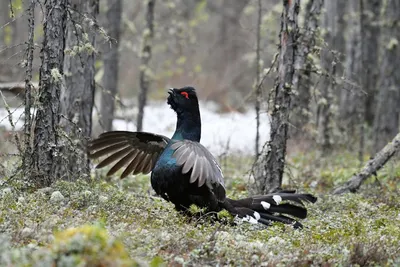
(333, 132), (400, 194)
(0, 82), (38, 98)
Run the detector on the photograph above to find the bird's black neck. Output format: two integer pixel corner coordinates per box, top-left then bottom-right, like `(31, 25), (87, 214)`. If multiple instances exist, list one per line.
(172, 110), (201, 142)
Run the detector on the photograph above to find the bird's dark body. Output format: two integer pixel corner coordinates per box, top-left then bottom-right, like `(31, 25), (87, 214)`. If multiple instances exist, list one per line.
(151, 159), (220, 212)
(89, 86), (317, 228)
(151, 98), (221, 212)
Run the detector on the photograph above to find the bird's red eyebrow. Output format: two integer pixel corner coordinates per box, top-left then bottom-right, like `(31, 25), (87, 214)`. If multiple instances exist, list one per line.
(180, 91), (189, 99)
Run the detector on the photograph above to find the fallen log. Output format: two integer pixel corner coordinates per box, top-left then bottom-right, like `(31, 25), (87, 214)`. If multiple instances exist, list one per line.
(333, 132), (400, 194)
(0, 82), (38, 99)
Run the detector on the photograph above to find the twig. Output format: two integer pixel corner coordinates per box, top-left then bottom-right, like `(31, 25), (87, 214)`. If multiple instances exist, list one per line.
(8, 0), (15, 18)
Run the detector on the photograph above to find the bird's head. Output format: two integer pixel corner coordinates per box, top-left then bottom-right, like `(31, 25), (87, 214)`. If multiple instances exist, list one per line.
(167, 86), (199, 115)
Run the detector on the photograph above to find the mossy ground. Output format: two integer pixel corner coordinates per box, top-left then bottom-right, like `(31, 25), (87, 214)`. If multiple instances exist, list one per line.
(1, 151), (399, 266)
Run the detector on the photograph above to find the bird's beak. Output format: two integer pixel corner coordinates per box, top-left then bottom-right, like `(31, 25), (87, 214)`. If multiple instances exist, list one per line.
(168, 88), (174, 95)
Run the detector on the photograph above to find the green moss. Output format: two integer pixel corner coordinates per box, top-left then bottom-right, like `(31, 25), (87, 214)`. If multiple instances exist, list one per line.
(51, 224), (136, 266)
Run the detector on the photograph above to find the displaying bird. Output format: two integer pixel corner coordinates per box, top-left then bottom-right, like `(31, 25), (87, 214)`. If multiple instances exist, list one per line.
(88, 87), (317, 228)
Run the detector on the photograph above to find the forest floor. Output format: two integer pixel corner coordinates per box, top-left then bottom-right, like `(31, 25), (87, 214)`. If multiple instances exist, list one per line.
(1, 150), (400, 266)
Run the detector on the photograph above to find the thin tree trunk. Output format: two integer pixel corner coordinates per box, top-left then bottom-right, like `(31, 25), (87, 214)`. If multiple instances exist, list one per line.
(253, 0), (300, 194)
(358, 0), (366, 165)
(58, 0), (98, 180)
(216, 0), (250, 70)
(334, 0), (347, 71)
(211, 0), (251, 98)
(317, 56), (335, 152)
(137, 0), (155, 132)
(101, 0), (122, 131)
(372, 0), (400, 153)
(360, 0), (381, 126)
(8, 0), (28, 79)
(31, 0), (67, 187)
(339, 0), (362, 135)
(0, 0), (11, 77)
(0, 0), (9, 62)
(291, 0), (323, 136)
(356, 0), (381, 165)
(333, 132), (400, 194)
(22, 0), (35, 177)
(327, 0), (347, 105)
(255, 0), (262, 156)
(317, 0), (339, 152)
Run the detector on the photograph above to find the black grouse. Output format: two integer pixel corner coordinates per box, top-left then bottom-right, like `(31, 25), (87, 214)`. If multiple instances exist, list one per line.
(88, 87), (317, 228)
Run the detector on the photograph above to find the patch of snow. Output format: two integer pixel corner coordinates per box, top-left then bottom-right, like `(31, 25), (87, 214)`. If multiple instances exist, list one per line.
(0, 107), (25, 130)
(113, 101), (270, 155)
(1, 101), (270, 155)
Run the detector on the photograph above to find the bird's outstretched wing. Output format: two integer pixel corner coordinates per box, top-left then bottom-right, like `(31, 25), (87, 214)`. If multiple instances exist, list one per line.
(88, 131), (170, 178)
(170, 140), (226, 201)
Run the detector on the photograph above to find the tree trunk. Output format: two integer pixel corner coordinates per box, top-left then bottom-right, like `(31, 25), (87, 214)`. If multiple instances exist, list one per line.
(216, 0), (250, 95)
(137, 0), (156, 132)
(0, 0), (9, 52)
(57, 0), (98, 180)
(324, 0), (347, 107)
(333, 131), (400, 194)
(291, 0), (323, 137)
(22, 0), (35, 178)
(334, 0), (347, 72)
(253, 0), (300, 194)
(360, 0), (381, 126)
(317, 0), (339, 152)
(30, 0), (67, 187)
(255, 0), (262, 156)
(100, 0), (122, 131)
(372, 0), (400, 153)
(0, 0), (11, 77)
(339, 0), (362, 135)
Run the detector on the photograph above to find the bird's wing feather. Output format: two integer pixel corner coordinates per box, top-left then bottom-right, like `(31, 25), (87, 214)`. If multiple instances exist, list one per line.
(88, 131), (170, 178)
(171, 140), (226, 201)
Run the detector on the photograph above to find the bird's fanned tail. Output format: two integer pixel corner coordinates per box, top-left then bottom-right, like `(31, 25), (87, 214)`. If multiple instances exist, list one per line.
(222, 191), (317, 228)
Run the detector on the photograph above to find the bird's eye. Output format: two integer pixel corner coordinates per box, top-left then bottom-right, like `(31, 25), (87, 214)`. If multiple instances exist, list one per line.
(180, 92), (189, 99)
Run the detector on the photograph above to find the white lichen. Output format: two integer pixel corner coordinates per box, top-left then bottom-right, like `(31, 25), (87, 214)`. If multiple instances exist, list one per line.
(50, 191), (64, 203)
(50, 68), (63, 83)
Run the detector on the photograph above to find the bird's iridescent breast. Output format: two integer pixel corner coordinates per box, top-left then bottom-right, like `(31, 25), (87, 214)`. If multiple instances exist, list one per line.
(153, 145), (177, 170)
(151, 144), (184, 197)
(152, 130), (184, 172)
